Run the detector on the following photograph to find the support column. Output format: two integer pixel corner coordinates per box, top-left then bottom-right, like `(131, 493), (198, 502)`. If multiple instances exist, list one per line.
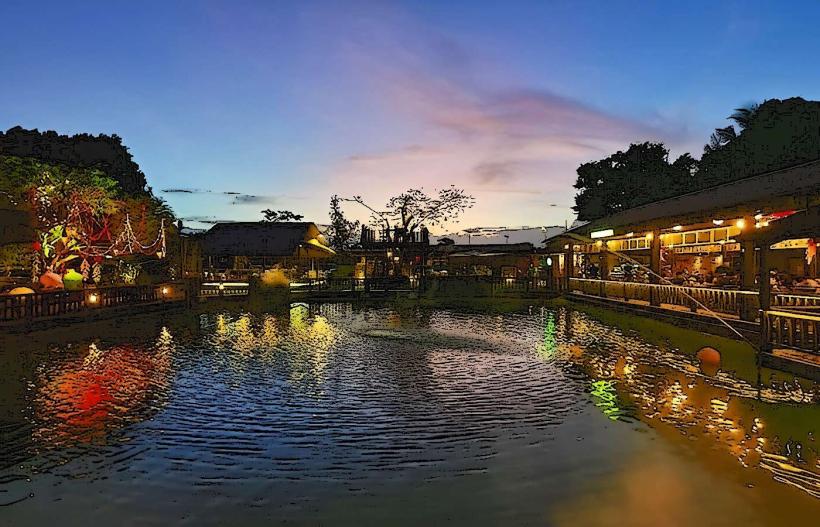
(758, 244), (772, 361)
(564, 246), (574, 292)
(649, 230), (661, 306)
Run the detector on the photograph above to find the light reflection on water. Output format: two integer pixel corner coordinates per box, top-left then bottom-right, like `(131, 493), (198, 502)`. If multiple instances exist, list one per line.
(0, 303), (818, 524)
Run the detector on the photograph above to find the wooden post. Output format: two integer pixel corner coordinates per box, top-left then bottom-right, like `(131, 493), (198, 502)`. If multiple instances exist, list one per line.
(759, 243), (772, 359)
(564, 247), (574, 292)
(649, 230), (661, 306)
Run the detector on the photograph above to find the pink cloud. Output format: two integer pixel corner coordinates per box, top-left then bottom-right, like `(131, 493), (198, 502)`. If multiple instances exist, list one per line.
(309, 5), (691, 231)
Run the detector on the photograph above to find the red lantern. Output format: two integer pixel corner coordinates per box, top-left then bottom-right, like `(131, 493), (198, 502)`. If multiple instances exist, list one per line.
(32, 241), (42, 252)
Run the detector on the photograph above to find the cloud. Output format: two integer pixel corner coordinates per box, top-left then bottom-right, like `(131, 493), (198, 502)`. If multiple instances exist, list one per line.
(317, 7), (693, 230)
(161, 187), (282, 206)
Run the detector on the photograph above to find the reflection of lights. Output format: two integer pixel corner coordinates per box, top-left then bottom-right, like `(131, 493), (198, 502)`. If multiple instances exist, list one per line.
(590, 380), (621, 420)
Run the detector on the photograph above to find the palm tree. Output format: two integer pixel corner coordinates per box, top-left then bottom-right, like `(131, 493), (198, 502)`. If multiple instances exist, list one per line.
(728, 102), (761, 131)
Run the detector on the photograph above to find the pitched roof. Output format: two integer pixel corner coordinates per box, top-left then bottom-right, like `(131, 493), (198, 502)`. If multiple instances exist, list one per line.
(199, 222), (332, 257)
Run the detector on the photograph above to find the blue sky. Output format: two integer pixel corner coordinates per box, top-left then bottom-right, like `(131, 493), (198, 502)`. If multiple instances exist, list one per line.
(2, 0), (820, 231)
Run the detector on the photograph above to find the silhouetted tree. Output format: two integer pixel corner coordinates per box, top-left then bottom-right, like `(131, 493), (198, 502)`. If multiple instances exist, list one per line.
(260, 209), (304, 222)
(326, 194), (359, 251)
(572, 142), (696, 221)
(348, 186), (474, 238)
(698, 97), (820, 188)
(0, 126), (148, 194)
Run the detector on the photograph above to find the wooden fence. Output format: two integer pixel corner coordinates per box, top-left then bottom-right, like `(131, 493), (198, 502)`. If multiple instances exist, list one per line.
(762, 310), (820, 355)
(0, 283), (184, 323)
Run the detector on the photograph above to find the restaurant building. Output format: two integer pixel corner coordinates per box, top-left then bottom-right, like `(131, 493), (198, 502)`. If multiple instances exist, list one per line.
(545, 160), (820, 293)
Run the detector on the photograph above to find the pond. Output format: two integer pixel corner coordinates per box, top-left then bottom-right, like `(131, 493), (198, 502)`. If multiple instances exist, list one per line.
(1, 302), (819, 526)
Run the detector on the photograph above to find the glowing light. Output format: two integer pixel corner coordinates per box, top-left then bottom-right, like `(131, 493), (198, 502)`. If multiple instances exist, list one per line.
(563, 244), (570, 250)
(736, 219), (746, 229)
(672, 225), (683, 231)
(645, 232), (654, 240)
(595, 240), (603, 248)
(88, 293), (99, 304)
(626, 232), (634, 237)
(590, 229), (614, 239)
(161, 286), (169, 295)
(712, 219), (724, 226)
(754, 213), (764, 220)
(546, 257), (553, 266)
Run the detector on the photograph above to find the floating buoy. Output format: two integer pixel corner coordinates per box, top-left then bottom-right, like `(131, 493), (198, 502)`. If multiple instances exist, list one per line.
(696, 346), (721, 376)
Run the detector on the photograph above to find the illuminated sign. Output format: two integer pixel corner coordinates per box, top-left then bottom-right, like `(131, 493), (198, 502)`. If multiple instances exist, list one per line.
(590, 229), (614, 239)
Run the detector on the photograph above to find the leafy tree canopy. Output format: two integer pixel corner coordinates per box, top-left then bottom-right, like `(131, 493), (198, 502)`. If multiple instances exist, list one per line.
(572, 142), (696, 221)
(0, 126), (149, 194)
(698, 97), (820, 188)
(261, 209), (304, 222)
(326, 195), (360, 251)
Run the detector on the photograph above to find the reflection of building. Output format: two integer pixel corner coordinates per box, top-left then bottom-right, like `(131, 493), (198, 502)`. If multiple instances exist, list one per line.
(198, 222), (335, 279)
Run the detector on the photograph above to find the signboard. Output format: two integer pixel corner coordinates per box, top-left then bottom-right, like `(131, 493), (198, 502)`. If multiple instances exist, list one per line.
(770, 238), (809, 250)
(673, 243), (740, 254)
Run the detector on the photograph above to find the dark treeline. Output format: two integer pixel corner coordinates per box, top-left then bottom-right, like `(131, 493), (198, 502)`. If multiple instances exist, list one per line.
(573, 97), (820, 221)
(0, 126), (148, 195)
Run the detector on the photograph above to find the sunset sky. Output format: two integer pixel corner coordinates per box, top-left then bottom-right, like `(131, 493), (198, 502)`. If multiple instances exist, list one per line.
(3, 0), (820, 232)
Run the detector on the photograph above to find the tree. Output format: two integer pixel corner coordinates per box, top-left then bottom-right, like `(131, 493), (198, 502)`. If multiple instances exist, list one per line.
(348, 186), (474, 240)
(698, 97), (820, 188)
(572, 142), (696, 221)
(0, 126), (149, 194)
(326, 194), (360, 251)
(260, 209), (304, 222)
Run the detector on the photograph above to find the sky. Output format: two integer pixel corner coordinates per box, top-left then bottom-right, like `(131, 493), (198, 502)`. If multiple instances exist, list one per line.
(2, 0), (820, 233)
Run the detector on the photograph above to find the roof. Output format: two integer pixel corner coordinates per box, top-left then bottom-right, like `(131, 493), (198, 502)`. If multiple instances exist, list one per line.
(433, 242), (534, 255)
(570, 159), (820, 237)
(738, 207), (820, 244)
(199, 222), (334, 257)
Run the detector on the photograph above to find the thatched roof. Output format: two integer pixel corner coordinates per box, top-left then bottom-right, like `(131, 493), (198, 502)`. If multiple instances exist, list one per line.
(199, 222), (334, 257)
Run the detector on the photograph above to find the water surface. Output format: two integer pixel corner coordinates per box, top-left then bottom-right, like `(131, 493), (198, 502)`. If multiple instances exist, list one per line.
(1, 302), (818, 526)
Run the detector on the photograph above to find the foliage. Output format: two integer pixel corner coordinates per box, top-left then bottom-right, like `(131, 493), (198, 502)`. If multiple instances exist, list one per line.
(572, 142), (697, 221)
(698, 97), (820, 189)
(260, 209), (304, 222)
(326, 194), (360, 251)
(348, 186), (474, 234)
(1, 152), (173, 275)
(0, 126), (148, 194)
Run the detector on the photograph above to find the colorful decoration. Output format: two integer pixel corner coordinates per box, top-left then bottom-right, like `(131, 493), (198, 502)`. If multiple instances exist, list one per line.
(63, 269), (84, 291)
(39, 271), (63, 289)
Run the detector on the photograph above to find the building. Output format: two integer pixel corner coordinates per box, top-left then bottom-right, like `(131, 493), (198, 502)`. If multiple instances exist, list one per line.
(429, 242), (538, 278)
(545, 159), (820, 290)
(198, 222), (335, 279)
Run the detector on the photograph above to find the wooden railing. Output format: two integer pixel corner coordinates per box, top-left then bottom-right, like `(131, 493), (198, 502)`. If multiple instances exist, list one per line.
(200, 282), (250, 297)
(568, 278), (760, 319)
(763, 310), (820, 355)
(772, 294), (820, 310)
(0, 283), (184, 323)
